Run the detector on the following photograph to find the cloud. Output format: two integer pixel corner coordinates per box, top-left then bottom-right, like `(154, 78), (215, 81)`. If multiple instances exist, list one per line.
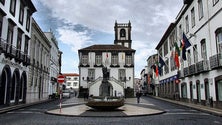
(62, 56), (79, 73)
(33, 0), (183, 75)
(57, 26), (93, 53)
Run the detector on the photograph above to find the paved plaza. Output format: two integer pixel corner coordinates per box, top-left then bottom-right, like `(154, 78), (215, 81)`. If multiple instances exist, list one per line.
(46, 97), (165, 117)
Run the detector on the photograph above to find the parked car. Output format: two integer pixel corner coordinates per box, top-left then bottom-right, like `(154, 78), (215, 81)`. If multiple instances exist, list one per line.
(62, 89), (71, 98)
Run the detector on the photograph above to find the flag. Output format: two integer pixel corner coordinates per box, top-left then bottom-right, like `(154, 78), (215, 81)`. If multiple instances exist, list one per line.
(106, 53), (108, 58)
(182, 45), (187, 60)
(151, 64), (158, 77)
(175, 51), (180, 69)
(174, 42), (180, 56)
(158, 56), (165, 68)
(158, 56), (165, 76)
(183, 33), (191, 49)
(182, 33), (192, 60)
(105, 52), (109, 66)
(156, 64), (158, 77)
(174, 42), (180, 68)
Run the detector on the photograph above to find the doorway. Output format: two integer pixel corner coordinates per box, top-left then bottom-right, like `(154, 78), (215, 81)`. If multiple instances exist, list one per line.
(0, 66), (11, 105)
(196, 81), (201, 103)
(204, 79), (210, 104)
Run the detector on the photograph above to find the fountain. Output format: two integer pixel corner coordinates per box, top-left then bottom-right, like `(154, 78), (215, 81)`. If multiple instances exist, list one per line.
(85, 66), (125, 110)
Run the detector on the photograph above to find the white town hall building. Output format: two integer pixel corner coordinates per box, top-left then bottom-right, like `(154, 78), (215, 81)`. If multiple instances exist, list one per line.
(78, 21), (136, 97)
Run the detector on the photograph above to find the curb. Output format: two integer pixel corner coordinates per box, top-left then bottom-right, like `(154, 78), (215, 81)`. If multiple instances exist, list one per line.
(45, 103), (166, 117)
(148, 96), (222, 117)
(0, 99), (54, 114)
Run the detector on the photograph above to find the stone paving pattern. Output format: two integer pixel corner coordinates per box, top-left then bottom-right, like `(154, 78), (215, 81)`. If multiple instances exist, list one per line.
(46, 97), (165, 117)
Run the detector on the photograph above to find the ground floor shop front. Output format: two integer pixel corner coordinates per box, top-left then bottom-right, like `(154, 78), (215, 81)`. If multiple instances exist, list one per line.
(156, 72), (222, 109)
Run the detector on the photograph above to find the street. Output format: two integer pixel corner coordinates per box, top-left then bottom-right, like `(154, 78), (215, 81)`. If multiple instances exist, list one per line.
(0, 96), (222, 125)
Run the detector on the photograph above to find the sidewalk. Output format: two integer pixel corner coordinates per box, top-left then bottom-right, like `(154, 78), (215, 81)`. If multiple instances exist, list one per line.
(150, 96), (222, 117)
(0, 99), (52, 114)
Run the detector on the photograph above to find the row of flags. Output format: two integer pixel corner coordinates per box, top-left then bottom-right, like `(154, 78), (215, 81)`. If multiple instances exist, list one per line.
(152, 32), (192, 77)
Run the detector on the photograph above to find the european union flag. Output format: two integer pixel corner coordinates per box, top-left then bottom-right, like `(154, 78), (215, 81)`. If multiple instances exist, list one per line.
(182, 33), (192, 60)
(183, 33), (191, 49)
(158, 56), (165, 68)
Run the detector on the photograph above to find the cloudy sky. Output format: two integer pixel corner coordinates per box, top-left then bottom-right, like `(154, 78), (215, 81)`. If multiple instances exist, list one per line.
(32, 0), (183, 78)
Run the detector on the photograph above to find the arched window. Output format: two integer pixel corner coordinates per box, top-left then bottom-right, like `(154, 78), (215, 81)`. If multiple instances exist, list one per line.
(120, 29), (126, 37)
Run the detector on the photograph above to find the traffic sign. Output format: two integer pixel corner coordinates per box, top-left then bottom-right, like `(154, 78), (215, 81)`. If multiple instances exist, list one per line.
(57, 75), (65, 84)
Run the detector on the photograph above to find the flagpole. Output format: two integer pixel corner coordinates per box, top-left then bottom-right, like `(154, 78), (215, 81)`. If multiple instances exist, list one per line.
(157, 52), (169, 69)
(182, 32), (204, 62)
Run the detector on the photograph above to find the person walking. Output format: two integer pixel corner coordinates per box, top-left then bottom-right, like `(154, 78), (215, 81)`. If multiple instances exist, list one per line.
(136, 91), (142, 103)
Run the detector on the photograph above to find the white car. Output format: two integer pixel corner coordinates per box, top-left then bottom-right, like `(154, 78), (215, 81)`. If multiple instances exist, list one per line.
(62, 89), (71, 98)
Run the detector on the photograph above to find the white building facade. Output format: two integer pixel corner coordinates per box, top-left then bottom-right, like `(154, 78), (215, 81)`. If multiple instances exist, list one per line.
(27, 19), (51, 103)
(78, 21), (135, 97)
(44, 32), (60, 97)
(63, 73), (79, 93)
(155, 0), (222, 109)
(146, 54), (158, 96)
(0, 0), (36, 105)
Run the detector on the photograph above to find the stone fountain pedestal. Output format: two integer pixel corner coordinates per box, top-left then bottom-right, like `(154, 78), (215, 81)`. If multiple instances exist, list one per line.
(85, 96), (124, 110)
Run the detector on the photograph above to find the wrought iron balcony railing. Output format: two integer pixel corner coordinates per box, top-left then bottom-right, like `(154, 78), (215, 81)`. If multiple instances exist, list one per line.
(210, 53), (222, 69)
(196, 60), (209, 73)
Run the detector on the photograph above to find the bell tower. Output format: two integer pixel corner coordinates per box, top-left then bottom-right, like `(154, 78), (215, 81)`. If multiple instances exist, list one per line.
(114, 21), (132, 48)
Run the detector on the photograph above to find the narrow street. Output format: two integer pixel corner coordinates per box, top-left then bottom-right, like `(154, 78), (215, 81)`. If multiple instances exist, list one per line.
(0, 96), (221, 125)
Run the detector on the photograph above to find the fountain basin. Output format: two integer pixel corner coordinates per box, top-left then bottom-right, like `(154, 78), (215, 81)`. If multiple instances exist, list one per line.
(85, 96), (125, 110)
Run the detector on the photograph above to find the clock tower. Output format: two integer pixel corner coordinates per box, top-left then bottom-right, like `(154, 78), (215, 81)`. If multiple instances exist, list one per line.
(114, 21), (132, 48)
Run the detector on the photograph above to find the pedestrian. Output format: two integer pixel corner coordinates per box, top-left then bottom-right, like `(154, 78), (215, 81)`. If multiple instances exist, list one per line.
(83, 92), (87, 100)
(136, 91), (141, 103)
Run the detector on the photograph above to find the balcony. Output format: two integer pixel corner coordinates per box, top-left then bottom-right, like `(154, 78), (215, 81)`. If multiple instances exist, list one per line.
(20, 52), (25, 61)
(0, 38), (6, 53)
(189, 64), (196, 75)
(178, 70), (184, 79)
(124, 64), (134, 67)
(25, 55), (31, 65)
(196, 60), (209, 73)
(1, 38), (30, 66)
(15, 50), (25, 63)
(210, 53), (222, 69)
(184, 67), (189, 77)
(79, 63), (90, 67)
(4, 44), (17, 58)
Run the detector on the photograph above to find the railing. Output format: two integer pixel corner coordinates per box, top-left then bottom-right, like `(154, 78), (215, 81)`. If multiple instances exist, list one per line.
(109, 76), (124, 87)
(178, 70), (184, 79)
(184, 67), (189, 77)
(88, 77), (103, 87)
(189, 64), (196, 75)
(196, 60), (209, 73)
(88, 76), (124, 88)
(0, 38), (30, 66)
(210, 53), (222, 69)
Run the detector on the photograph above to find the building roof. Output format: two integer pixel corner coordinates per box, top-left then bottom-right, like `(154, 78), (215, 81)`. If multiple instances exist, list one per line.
(78, 44), (136, 52)
(155, 23), (175, 50)
(62, 73), (79, 76)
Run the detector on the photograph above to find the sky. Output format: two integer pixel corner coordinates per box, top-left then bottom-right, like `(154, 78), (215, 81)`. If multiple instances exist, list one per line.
(31, 0), (183, 78)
